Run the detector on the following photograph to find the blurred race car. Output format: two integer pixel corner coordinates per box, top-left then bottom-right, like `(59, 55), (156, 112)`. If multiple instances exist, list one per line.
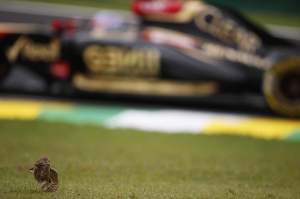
(0, 0), (299, 117)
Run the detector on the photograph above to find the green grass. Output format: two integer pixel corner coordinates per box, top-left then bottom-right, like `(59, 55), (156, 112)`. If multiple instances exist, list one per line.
(0, 120), (300, 199)
(247, 13), (300, 27)
(25, 0), (300, 27)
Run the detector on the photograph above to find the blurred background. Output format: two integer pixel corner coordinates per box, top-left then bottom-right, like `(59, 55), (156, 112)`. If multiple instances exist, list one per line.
(23, 0), (300, 26)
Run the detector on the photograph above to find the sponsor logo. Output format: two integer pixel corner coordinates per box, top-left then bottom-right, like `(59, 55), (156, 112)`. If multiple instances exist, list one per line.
(83, 45), (160, 77)
(6, 36), (60, 63)
(195, 5), (262, 52)
(200, 43), (271, 69)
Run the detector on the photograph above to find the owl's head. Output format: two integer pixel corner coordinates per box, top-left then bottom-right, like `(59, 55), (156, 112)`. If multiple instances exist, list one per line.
(35, 157), (50, 166)
(29, 157), (50, 172)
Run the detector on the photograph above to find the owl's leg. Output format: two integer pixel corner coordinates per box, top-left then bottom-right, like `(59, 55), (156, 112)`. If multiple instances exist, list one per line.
(40, 181), (58, 192)
(40, 181), (49, 192)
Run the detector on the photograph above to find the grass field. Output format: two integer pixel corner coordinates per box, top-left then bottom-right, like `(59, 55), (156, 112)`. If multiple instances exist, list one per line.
(0, 120), (299, 199)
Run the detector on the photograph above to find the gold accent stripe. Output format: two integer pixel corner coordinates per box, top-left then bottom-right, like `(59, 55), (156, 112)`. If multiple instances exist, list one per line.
(73, 74), (218, 96)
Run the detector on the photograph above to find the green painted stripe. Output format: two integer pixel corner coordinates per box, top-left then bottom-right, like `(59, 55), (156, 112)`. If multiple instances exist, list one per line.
(38, 105), (124, 125)
(286, 130), (300, 141)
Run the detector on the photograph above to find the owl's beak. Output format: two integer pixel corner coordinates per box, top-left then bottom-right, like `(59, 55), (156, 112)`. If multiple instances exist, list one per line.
(29, 167), (34, 173)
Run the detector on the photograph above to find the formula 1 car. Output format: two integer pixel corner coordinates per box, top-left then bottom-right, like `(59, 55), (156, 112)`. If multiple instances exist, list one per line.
(0, 0), (299, 117)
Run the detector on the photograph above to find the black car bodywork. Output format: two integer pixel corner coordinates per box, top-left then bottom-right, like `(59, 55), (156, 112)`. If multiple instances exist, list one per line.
(0, 0), (299, 117)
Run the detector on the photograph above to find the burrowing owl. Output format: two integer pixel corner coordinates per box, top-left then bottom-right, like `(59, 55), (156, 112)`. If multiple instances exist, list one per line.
(29, 157), (58, 192)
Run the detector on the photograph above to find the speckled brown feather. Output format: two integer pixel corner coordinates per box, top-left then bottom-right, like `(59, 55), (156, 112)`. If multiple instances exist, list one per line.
(30, 157), (59, 192)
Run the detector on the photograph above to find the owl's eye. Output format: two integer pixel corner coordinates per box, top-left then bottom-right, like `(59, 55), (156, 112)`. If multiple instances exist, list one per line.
(204, 14), (214, 24)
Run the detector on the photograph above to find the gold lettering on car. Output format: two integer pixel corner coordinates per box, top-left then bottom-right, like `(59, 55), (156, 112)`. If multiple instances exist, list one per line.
(195, 5), (262, 52)
(6, 36), (60, 63)
(83, 45), (160, 77)
(200, 43), (271, 69)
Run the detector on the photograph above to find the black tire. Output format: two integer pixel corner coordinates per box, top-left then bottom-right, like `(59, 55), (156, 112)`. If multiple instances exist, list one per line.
(263, 55), (300, 117)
